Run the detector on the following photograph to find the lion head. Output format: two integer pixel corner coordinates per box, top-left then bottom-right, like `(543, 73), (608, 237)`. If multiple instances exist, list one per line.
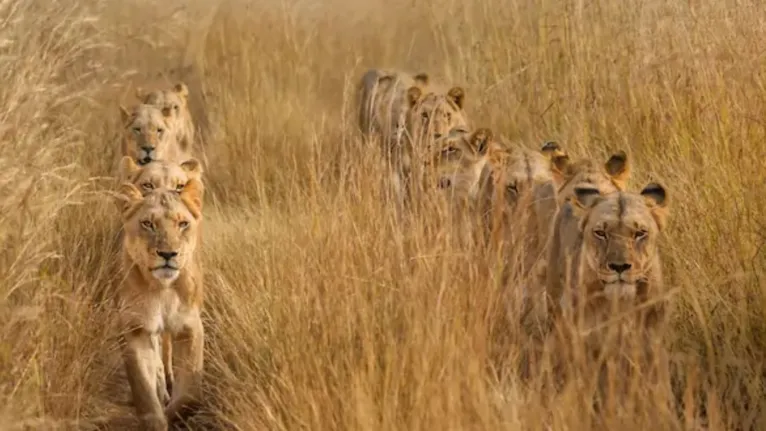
(421, 127), (493, 200)
(115, 179), (204, 285)
(118, 156), (203, 195)
(548, 146), (631, 206)
(119, 104), (179, 165)
(404, 85), (469, 148)
(136, 82), (193, 147)
(569, 183), (669, 306)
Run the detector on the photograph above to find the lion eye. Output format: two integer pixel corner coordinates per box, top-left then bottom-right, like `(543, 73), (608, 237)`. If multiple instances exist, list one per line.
(175, 183), (185, 193)
(157, 128), (164, 135)
(446, 112), (452, 121)
(593, 229), (607, 239)
(141, 182), (154, 190)
(506, 184), (518, 194)
(442, 146), (458, 155)
(634, 230), (648, 240)
(132, 127), (141, 134)
(421, 112), (429, 121)
(140, 220), (154, 230)
(179, 221), (190, 229)
(173, 104), (180, 112)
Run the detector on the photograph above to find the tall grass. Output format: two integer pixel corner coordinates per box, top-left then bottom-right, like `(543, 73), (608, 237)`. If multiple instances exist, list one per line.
(2, 0), (766, 429)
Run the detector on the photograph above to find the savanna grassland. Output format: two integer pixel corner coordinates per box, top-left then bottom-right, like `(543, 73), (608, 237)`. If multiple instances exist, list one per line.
(2, 0), (766, 429)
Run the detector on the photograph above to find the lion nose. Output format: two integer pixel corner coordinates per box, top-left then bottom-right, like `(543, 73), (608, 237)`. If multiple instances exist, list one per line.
(141, 145), (155, 153)
(157, 251), (178, 260)
(438, 177), (452, 189)
(608, 262), (632, 274)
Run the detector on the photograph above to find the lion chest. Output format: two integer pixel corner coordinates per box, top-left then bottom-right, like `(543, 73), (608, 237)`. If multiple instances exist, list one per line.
(121, 287), (199, 335)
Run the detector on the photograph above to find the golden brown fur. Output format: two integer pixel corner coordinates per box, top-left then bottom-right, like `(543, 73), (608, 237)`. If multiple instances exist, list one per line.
(119, 103), (189, 167)
(119, 156), (203, 195)
(559, 182), (670, 331)
(478, 139), (559, 314)
(544, 150), (631, 318)
(421, 127), (493, 203)
(113, 179), (205, 430)
(137, 82), (195, 154)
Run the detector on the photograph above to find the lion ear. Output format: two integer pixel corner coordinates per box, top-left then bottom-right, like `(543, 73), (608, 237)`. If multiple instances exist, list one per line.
(180, 178), (204, 219)
(447, 86), (465, 109)
(571, 186), (602, 219)
(541, 141), (565, 159)
(135, 87), (147, 102)
(413, 73), (429, 86)
(114, 182), (143, 218)
(550, 154), (571, 187)
(640, 182), (669, 231)
(469, 128), (493, 156)
(118, 156), (141, 181)
(180, 158), (203, 180)
(406, 86), (422, 108)
(119, 105), (131, 124)
(605, 150), (630, 189)
(173, 82), (189, 99)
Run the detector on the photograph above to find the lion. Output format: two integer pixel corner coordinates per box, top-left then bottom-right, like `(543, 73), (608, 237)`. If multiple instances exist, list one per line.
(421, 127), (494, 202)
(356, 69), (470, 208)
(119, 103), (190, 167)
(356, 68), (431, 144)
(559, 182), (669, 327)
(113, 179), (205, 430)
(118, 156), (203, 195)
(544, 149), (632, 319)
(477, 139), (560, 318)
(136, 82), (195, 154)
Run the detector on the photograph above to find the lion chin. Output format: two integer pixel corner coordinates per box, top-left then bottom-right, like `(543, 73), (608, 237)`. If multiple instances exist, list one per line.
(152, 266), (180, 283)
(602, 281), (637, 300)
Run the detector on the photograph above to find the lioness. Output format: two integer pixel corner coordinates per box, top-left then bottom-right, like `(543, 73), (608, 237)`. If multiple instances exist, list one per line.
(356, 69), (470, 208)
(421, 127), (494, 202)
(119, 104), (189, 166)
(137, 82), (195, 155)
(119, 156), (203, 195)
(544, 150), (631, 319)
(558, 182), (669, 330)
(478, 139), (559, 315)
(113, 179), (205, 429)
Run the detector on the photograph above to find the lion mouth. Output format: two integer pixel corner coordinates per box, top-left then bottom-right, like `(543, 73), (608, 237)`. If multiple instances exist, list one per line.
(151, 265), (179, 282)
(601, 280), (637, 300)
(138, 156), (153, 165)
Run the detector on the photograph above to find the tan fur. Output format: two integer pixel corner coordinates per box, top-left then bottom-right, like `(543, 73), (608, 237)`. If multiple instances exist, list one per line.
(119, 103), (190, 167)
(355, 68), (469, 209)
(544, 150), (632, 318)
(119, 156), (203, 196)
(137, 82), (195, 154)
(421, 127), (493, 203)
(478, 139), (559, 315)
(114, 179), (205, 429)
(558, 183), (669, 332)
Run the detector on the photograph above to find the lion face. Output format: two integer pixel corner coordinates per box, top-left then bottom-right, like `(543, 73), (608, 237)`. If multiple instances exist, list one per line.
(116, 179), (204, 285)
(571, 183), (669, 302)
(137, 82), (190, 135)
(119, 104), (176, 165)
(486, 144), (557, 219)
(549, 149), (631, 206)
(118, 156), (203, 196)
(422, 127), (492, 199)
(405, 86), (469, 148)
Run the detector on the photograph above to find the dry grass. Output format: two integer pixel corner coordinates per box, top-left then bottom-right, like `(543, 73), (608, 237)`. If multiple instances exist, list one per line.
(2, 0), (766, 429)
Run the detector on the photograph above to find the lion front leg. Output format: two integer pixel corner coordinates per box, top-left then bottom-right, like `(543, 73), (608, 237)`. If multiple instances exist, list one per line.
(122, 328), (168, 431)
(164, 312), (204, 424)
(161, 331), (174, 398)
(151, 334), (170, 406)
